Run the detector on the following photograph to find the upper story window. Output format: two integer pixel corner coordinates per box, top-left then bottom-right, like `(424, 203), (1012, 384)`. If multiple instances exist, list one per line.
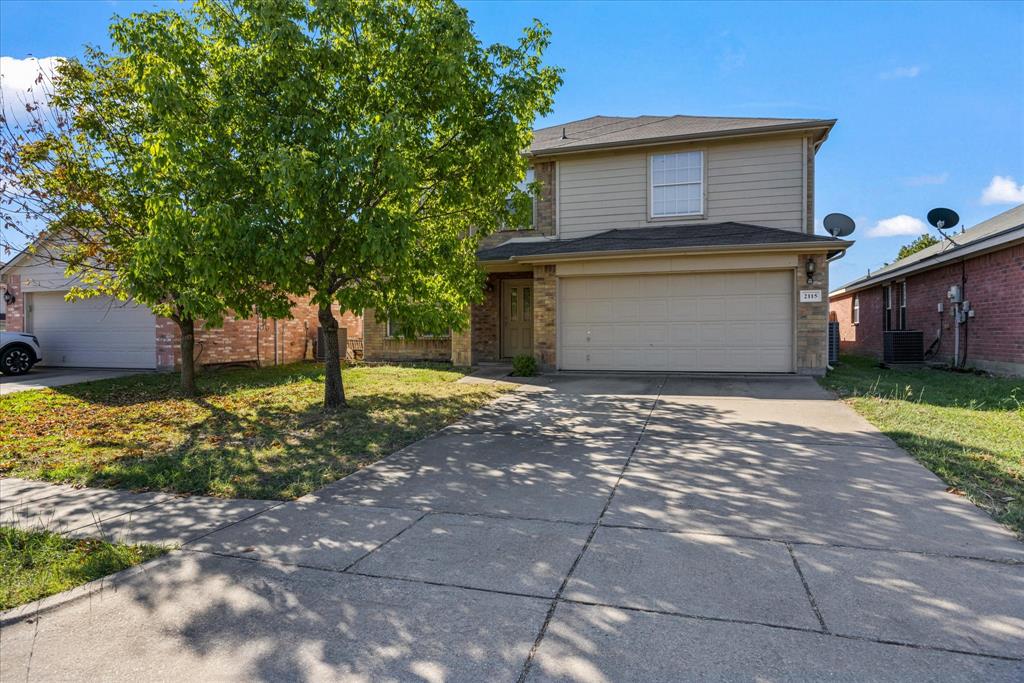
(505, 168), (536, 231)
(852, 295), (860, 325)
(650, 151), (703, 218)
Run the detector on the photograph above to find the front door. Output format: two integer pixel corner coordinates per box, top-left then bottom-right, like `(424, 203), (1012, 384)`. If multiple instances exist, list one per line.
(501, 279), (533, 358)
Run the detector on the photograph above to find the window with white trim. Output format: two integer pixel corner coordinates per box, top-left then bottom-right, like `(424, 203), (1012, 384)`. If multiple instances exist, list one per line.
(650, 151), (703, 218)
(852, 295), (859, 325)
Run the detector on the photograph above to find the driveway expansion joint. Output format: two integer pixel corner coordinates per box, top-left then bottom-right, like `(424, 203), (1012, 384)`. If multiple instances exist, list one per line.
(341, 511), (430, 573)
(786, 542), (830, 633)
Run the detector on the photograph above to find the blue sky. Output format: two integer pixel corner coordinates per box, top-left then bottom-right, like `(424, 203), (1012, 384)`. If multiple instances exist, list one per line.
(2, 0), (1022, 288)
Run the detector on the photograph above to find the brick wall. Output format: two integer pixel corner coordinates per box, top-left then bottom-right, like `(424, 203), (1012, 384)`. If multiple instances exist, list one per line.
(831, 288), (884, 358)
(156, 299), (360, 370)
(363, 308), (452, 362)
(796, 253), (829, 375)
(1, 274), (24, 332)
(477, 160), (557, 250)
(451, 307), (472, 367)
(533, 264), (557, 369)
(829, 243), (1024, 375)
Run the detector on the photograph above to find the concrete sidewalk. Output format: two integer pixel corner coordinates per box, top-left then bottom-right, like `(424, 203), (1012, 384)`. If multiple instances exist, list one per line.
(0, 478), (278, 546)
(2, 374), (1022, 681)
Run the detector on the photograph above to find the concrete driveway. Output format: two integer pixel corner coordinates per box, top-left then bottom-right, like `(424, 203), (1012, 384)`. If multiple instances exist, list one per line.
(0, 366), (147, 395)
(2, 375), (1022, 681)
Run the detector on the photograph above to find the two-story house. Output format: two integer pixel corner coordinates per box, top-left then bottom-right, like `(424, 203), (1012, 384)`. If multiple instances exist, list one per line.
(364, 114), (852, 375)
(1, 114), (851, 375)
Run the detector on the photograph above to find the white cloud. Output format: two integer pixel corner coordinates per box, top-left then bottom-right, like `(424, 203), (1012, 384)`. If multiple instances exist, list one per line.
(980, 175), (1024, 205)
(867, 215), (928, 238)
(904, 172), (949, 187)
(1, 56), (64, 119)
(880, 65), (921, 80)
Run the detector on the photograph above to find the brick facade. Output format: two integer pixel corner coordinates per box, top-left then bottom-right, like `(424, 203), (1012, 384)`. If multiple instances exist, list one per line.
(796, 253), (829, 375)
(0, 273), (24, 332)
(450, 307), (472, 367)
(363, 308), (452, 362)
(155, 300), (360, 370)
(532, 264), (557, 370)
(830, 243), (1024, 375)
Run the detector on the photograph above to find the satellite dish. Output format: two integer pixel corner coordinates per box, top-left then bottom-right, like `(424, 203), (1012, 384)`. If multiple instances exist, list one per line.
(823, 213), (856, 237)
(927, 207), (960, 230)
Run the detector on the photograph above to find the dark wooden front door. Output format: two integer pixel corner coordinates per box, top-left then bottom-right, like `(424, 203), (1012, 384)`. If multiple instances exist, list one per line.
(501, 279), (533, 358)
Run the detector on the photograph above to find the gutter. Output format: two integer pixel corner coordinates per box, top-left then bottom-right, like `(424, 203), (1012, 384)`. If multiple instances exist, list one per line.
(527, 121), (836, 159)
(502, 239), (853, 265)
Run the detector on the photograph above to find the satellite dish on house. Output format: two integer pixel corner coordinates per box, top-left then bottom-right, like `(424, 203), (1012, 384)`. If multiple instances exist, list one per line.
(927, 207), (960, 230)
(823, 213), (856, 237)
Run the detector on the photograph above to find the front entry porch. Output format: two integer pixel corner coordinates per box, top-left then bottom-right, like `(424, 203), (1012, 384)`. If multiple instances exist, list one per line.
(450, 267), (557, 369)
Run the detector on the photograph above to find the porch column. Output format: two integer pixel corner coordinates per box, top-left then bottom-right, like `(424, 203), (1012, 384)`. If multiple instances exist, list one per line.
(533, 265), (557, 370)
(451, 306), (473, 367)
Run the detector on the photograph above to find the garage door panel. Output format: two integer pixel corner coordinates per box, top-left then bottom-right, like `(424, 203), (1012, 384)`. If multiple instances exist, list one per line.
(667, 298), (699, 321)
(636, 299), (667, 321)
(560, 271), (793, 373)
(759, 321), (792, 345)
(725, 297), (758, 320)
(30, 292), (156, 369)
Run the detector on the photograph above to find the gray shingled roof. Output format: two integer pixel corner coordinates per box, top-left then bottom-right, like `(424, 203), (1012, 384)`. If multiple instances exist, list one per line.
(478, 222), (848, 262)
(531, 115), (835, 155)
(834, 203), (1024, 293)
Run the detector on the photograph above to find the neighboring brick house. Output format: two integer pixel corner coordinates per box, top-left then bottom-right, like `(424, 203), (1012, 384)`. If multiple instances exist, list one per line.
(368, 114), (851, 375)
(0, 251), (362, 371)
(829, 204), (1024, 376)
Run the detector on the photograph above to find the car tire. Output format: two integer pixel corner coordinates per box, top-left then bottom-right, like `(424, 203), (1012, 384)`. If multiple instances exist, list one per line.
(0, 345), (35, 376)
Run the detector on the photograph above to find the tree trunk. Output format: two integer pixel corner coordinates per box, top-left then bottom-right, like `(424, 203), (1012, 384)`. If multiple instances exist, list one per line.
(178, 317), (197, 397)
(318, 303), (347, 410)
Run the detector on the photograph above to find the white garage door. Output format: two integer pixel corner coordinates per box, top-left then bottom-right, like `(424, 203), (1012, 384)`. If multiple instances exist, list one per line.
(29, 292), (157, 368)
(560, 271), (793, 372)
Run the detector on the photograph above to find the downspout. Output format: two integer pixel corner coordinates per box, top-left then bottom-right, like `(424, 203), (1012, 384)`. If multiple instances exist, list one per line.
(273, 319), (279, 366)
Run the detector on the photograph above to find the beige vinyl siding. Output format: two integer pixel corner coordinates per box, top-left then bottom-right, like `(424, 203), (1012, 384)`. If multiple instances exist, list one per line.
(557, 136), (806, 238)
(9, 254), (83, 292)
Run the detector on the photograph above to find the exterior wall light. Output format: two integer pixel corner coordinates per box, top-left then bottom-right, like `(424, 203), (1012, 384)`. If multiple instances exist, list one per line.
(805, 258), (816, 285)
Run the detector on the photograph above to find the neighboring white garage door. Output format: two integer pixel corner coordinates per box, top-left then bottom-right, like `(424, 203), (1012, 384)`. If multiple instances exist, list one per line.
(560, 271), (793, 372)
(29, 292), (157, 368)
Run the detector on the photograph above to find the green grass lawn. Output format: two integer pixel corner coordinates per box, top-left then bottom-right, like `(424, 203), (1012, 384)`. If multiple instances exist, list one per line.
(1, 526), (168, 610)
(0, 362), (505, 500)
(820, 355), (1024, 536)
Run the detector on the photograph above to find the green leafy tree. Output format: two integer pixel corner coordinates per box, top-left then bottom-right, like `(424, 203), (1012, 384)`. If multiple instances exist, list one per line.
(117, 0), (561, 409)
(897, 233), (940, 260)
(1, 50), (289, 395)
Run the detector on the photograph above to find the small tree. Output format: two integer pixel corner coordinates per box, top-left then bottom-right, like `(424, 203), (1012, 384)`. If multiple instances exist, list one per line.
(118, 0), (561, 409)
(1, 50), (289, 395)
(897, 233), (940, 261)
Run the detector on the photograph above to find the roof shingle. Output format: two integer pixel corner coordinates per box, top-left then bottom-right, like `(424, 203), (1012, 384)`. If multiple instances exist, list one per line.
(478, 222), (848, 262)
